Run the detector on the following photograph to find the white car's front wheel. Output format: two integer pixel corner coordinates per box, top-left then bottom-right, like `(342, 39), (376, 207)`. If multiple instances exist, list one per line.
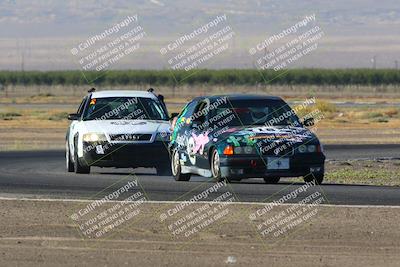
(73, 140), (90, 174)
(66, 141), (74, 172)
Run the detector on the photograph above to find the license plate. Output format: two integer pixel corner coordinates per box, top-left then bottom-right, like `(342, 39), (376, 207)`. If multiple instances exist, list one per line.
(267, 157), (289, 170)
(96, 145), (105, 154)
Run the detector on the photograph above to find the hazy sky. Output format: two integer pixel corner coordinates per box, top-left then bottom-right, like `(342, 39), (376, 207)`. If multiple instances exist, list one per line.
(1, 0), (399, 70)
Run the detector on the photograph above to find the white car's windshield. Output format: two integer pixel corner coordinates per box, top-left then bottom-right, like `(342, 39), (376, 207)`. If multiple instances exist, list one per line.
(83, 97), (168, 121)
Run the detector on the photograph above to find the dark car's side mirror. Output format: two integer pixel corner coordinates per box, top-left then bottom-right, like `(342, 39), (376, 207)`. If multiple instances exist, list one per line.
(68, 113), (80, 121)
(303, 117), (315, 127)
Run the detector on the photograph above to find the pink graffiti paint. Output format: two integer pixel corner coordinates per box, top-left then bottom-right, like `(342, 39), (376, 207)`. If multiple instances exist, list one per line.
(192, 132), (210, 154)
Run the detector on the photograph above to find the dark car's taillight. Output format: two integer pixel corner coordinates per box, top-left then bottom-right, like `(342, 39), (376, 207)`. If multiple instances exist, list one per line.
(223, 145), (234, 155)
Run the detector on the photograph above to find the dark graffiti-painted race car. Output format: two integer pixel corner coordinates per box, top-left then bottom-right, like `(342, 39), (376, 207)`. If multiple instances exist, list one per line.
(169, 94), (325, 184)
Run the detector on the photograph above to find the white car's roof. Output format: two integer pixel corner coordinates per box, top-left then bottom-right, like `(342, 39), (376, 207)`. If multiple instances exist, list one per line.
(91, 90), (157, 99)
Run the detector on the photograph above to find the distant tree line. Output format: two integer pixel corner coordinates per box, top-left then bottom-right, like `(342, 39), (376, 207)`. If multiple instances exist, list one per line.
(0, 69), (399, 86)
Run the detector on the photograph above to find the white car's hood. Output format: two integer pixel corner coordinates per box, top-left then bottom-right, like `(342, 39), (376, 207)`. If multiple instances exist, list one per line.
(80, 119), (170, 135)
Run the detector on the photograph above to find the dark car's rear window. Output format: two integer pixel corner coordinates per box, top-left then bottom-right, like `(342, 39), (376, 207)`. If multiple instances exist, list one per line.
(209, 99), (301, 127)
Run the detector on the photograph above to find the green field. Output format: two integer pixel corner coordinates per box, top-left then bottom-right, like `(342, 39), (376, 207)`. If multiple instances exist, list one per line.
(1, 69), (400, 87)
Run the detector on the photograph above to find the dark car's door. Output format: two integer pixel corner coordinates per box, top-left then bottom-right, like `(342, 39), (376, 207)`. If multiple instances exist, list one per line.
(172, 100), (199, 167)
(189, 100), (213, 170)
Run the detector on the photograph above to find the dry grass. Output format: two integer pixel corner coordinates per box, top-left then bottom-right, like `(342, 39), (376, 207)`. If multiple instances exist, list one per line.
(288, 159), (400, 186)
(2, 84), (400, 102)
(324, 159), (400, 186)
(1, 88), (399, 150)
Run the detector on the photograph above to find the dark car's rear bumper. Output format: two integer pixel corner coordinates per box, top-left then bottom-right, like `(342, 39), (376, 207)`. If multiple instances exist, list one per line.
(81, 141), (170, 168)
(219, 153), (325, 179)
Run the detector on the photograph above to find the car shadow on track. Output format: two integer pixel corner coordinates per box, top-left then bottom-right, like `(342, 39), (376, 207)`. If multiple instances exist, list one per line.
(227, 180), (389, 188)
(92, 170), (393, 188)
(187, 178), (388, 188)
(96, 172), (158, 176)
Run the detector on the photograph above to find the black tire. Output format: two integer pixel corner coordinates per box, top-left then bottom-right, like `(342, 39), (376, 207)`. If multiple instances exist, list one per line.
(171, 149), (191, 181)
(210, 149), (224, 182)
(303, 173), (324, 185)
(66, 141), (74, 172)
(263, 176), (280, 184)
(156, 165), (172, 176)
(73, 146), (90, 174)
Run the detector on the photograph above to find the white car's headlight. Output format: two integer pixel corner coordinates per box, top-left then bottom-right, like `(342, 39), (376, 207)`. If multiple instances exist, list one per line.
(83, 133), (107, 142)
(234, 146), (256, 154)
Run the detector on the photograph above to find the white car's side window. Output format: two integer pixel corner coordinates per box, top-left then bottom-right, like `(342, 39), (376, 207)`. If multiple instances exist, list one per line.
(77, 97), (87, 116)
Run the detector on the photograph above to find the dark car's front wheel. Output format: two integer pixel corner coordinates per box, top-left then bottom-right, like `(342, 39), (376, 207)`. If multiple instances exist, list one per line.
(66, 141), (74, 172)
(172, 149), (191, 181)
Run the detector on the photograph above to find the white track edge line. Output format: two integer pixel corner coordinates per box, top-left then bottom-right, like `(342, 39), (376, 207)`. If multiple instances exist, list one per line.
(0, 196), (399, 209)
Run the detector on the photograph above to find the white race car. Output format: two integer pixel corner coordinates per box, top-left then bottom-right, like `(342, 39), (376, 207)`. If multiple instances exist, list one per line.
(66, 89), (172, 175)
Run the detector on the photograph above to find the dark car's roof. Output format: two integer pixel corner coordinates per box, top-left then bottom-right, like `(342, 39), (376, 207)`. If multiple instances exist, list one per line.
(193, 94), (283, 102)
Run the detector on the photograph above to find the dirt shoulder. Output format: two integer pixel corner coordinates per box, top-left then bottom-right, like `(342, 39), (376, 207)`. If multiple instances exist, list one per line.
(0, 199), (399, 267)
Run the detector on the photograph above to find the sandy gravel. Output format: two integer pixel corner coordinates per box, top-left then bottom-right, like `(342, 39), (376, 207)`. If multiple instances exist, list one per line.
(0, 199), (400, 267)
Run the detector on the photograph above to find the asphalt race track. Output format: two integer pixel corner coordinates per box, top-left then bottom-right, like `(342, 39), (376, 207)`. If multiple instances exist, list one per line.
(0, 144), (399, 206)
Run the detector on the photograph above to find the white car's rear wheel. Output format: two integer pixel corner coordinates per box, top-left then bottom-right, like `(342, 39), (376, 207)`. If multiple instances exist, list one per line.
(156, 165), (172, 176)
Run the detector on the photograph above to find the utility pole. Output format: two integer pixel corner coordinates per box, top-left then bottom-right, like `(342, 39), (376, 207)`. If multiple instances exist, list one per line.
(16, 39), (25, 72)
(263, 47), (269, 70)
(395, 60), (398, 70)
(371, 55), (377, 69)
(21, 51), (25, 72)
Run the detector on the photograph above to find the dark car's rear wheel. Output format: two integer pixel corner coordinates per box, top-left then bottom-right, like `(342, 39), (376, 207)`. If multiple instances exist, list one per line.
(211, 149), (224, 182)
(66, 141), (74, 172)
(263, 176), (280, 184)
(73, 145), (90, 174)
(172, 149), (191, 181)
(303, 173), (324, 185)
